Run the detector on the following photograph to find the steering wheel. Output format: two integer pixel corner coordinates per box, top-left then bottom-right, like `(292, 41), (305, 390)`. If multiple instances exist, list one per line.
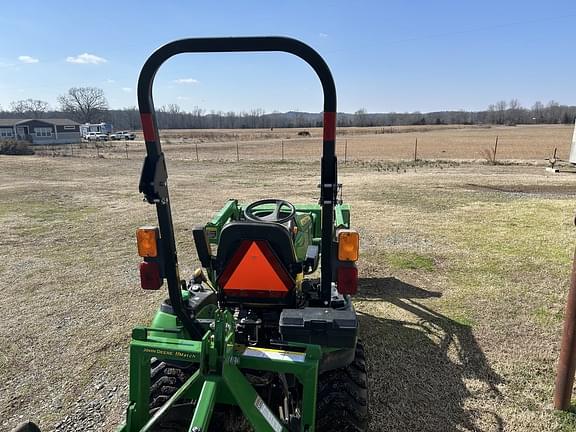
(244, 199), (296, 224)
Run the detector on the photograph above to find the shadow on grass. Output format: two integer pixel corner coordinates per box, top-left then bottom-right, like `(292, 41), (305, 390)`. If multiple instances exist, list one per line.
(358, 277), (503, 432)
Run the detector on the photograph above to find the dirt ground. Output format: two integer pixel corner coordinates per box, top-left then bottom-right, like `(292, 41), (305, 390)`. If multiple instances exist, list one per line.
(2, 148), (576, 431)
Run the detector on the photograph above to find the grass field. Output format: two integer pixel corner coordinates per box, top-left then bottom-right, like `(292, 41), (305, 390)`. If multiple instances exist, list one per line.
(2, 126), (576, 431)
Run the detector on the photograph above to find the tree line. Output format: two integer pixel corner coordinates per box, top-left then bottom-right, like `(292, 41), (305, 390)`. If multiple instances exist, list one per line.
(1, 88), (575, 130)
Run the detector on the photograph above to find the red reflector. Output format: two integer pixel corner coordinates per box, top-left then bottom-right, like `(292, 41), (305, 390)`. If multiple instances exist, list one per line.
(219, 240), (293, 297)
(323, 112), (336, 141)
(140, 261), (163, 290)
(337, 265), (358, 295)
(140, 113), (156, 142)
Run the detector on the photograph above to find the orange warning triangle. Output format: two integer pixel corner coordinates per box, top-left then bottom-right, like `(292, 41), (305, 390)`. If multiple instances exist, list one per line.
(223, 241), (291, 292)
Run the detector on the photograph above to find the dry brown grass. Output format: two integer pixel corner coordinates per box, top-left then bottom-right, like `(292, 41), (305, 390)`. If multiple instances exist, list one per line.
(35, 124), (574, 163)
(1, 154), (576, 431)
(161, 124), (575, 162)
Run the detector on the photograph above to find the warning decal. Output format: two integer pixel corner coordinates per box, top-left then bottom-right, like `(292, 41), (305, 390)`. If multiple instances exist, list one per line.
(254, 395), (283, 432)
(242, 347), (305, 363)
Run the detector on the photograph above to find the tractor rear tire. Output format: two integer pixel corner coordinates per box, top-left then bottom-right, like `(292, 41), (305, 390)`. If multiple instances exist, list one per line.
(149, 359), (196, 431)
(148, 343), (369, 432)
(316, 341), (369, 432)
(10, 423), (41, 432)
(148, 360), (243, 432)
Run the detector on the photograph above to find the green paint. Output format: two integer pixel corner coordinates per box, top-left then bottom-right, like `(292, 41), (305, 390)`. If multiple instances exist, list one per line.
(205, 199), (240, 244)
(205, 201), (349, 262)
(118, 309), (322, 432)
(190, 378), (218, 431)
(118, 179), (354, 431)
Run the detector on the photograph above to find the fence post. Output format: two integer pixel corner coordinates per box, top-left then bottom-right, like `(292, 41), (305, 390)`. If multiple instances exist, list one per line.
(236, 140), (239, 162)
(195, 142), (199, 162)
(414, 138), (418, 162)
(344, 139), (348, 164)
(96, 143), (100, 158)
(125, 142), (129, 159)
(493, 136), (499, 162)
(281, 140), (284, 161)
(555, 246), (576, 410)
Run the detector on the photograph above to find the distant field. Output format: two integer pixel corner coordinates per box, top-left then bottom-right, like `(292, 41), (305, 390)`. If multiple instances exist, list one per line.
(2, 154), (576, 431)
(36, 124), (574, 163)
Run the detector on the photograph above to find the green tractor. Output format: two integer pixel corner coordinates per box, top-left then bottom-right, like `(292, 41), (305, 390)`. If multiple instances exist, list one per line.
(14, 37), (369, 432)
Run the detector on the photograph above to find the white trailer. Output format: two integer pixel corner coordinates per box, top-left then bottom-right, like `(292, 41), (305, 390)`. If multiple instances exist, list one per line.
(80, 122), (113, 138)
(569, 119), (576, 164)
(547, 119), (576, 172)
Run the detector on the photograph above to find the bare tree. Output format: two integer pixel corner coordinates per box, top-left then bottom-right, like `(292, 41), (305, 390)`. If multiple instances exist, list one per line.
(495, 100), (507, 124)
(10, 99), (49, 118)
(58, 87), (108, 123)
(123, 107), (140, 130)
(191, 106), (204, 128)
(167, 104), (181, 114)
(486, 104), (497, 123)
(531, 101), (544, 122)
(508, 99), (522, 124)
(248, 108), (265, 128)
(508, 98), (521, 112)
(546, 100), (561, 124)
(355, 108), (369, 127)
(15, 97), (573, 130)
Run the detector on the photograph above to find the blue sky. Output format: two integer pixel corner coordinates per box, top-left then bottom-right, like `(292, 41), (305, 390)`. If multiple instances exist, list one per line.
(1, 1), (575, 113)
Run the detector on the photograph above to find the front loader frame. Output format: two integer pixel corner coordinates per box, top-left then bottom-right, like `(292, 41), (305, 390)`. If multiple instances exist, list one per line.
(119, 310), (321, 432)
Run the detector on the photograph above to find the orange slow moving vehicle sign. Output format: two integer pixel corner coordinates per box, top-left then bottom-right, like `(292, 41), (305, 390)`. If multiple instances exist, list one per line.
(219, 240), (293, 297)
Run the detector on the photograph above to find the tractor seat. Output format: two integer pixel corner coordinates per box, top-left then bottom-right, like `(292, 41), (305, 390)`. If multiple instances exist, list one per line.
(215, 222), (300, 305)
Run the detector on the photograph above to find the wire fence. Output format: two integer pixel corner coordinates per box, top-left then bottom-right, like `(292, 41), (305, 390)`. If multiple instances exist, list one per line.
(30, 129), (571, 163)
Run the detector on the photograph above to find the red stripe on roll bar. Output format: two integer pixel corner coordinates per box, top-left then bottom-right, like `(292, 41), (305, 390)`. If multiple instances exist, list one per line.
(140, 113), (156, 141)
(323, 112), (336, 141)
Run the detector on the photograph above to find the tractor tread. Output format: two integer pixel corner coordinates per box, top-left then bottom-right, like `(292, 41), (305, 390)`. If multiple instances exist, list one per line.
(147, 343), (369, 432)
(316, 341), (370, 432)
(149, 360), (195, 410)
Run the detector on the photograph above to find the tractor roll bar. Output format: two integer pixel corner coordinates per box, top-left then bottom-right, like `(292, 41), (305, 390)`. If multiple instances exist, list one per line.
(137, 37), (338, 337)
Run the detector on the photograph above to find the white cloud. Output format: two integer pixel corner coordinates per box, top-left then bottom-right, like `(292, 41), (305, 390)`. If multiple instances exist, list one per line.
(176, 96), (190, 100)
(319, 33), (329, 38)
(18, 55), (39, 64)
(173, 78), (199, 84)
(105, 79), (116, 84)
(122, 87), (132, 92)
(66, 53), (107, 64)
